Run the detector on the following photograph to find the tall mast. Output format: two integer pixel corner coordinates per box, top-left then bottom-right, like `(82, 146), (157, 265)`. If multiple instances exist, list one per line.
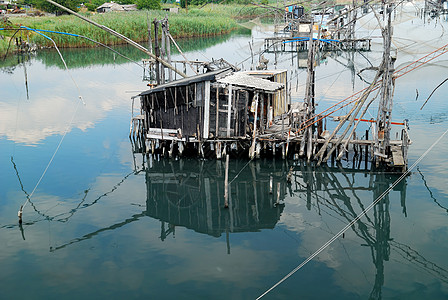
(374, 2), (395, 165)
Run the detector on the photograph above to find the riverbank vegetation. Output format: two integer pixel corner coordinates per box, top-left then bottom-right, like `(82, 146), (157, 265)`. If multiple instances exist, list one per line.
(0, 4), (269, 56)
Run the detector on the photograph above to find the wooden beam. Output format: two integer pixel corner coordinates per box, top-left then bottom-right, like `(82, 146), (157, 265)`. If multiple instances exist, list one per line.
(227, 84), (232, 138)
(204, 81), (211, 139)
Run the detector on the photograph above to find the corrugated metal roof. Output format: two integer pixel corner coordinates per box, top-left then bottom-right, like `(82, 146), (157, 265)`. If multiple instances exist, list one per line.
(217, 72), (284, 92)
(139, 68), (232, 97)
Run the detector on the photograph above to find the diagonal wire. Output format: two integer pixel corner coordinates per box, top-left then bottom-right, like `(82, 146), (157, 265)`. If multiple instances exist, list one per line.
(257, 126), (448, 299)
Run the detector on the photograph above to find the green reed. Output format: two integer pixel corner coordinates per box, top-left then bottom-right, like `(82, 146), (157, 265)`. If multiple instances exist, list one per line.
(4, 6), (251, 51)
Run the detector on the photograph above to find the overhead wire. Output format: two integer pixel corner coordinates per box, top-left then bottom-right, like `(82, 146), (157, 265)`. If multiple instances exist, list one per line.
(21, 26), (85, 105)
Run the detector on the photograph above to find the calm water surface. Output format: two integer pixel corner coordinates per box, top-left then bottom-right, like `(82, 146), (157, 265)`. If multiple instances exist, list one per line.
(1, 3), (448, 299)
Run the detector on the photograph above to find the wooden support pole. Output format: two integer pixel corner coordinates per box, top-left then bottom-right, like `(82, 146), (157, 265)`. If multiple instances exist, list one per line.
(165, 19), (172, 82)
(337, 96), (378, 161)
(260, 93), (265, 134)
(161, 19), (166, 84)
(168, 33), (199, 75)
(154, 19), (160, 85)
(203, 81), (211, 139)
(186, 85), (189, 111)
(315, 75), (380, 165)
(249, 93), (259, 159)
(226, 85), (232, 138)
(235, 91), (239, 136)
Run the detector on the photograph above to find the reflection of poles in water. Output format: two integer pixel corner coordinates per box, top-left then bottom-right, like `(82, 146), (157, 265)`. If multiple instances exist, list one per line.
(390, 239), (448, 284)
(224, 154), (229, 208)
(417, 166), (448, 213)
(19, 52), (30, 100)
(250, 161), (259, 222)
(369, 171), (391, 300)
(160, 221), (175, 241)
(226, 211), (231, 255)
(287, 165), (397, 297)
(144, 158), (285, 249)
(50, 212), (146, 252)
(289, 164), (448, 286)
(19, 222), (25, 240)
(10, 155), (143, 225)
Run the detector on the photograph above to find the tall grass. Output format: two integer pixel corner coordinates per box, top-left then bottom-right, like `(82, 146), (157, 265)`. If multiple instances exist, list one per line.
(3, 7), (246, 51)
(0, 38), (9, 54)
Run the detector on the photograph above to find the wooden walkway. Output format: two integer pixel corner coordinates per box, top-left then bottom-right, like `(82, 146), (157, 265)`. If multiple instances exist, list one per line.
(264, 37), (371, 53)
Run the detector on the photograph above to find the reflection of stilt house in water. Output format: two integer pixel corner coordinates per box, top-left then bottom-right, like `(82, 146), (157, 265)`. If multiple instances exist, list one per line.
(144, 159), (285, 239)
(133, 67), (289, 159)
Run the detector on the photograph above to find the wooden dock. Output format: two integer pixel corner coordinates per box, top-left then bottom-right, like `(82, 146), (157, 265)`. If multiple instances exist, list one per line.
(264, 37), (371, 53)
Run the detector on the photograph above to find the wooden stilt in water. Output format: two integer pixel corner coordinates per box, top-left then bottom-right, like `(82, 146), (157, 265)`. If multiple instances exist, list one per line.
(365, 129), (369, 168)
(249, 93), (259, 159)
(18, 205), (23, 224)
(216, 141), (222, 159)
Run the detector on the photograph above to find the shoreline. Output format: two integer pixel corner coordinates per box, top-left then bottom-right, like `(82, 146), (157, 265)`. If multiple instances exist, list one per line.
(0, 5), (271, 57)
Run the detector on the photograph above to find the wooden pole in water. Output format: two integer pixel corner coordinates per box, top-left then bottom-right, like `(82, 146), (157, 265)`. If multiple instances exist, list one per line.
(44, 0), (187, 78)
(215, 86), (220, 136)
(249, 93), (259, 159)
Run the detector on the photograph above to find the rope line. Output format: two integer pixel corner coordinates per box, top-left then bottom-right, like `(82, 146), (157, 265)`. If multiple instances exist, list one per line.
(21, 100), (82, 211)
(256, 127), (448, 299)
(21, 26), (86, 105)
(229, 157), (254, 184)
(14, 27), (86, 214)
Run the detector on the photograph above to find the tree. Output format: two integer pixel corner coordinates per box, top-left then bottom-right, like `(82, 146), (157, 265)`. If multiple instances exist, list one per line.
(31, 0), (81, 13)
(135, 0), (161, 10)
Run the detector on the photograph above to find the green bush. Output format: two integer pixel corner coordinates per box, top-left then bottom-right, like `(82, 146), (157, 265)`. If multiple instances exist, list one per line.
(135, 0), (161, 10)
(84, 3), (97, 11)
(30, 0), (80, 14)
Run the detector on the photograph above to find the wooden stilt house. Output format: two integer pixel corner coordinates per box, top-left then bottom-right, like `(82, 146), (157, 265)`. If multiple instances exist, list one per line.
(135, 68), (287, 157)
